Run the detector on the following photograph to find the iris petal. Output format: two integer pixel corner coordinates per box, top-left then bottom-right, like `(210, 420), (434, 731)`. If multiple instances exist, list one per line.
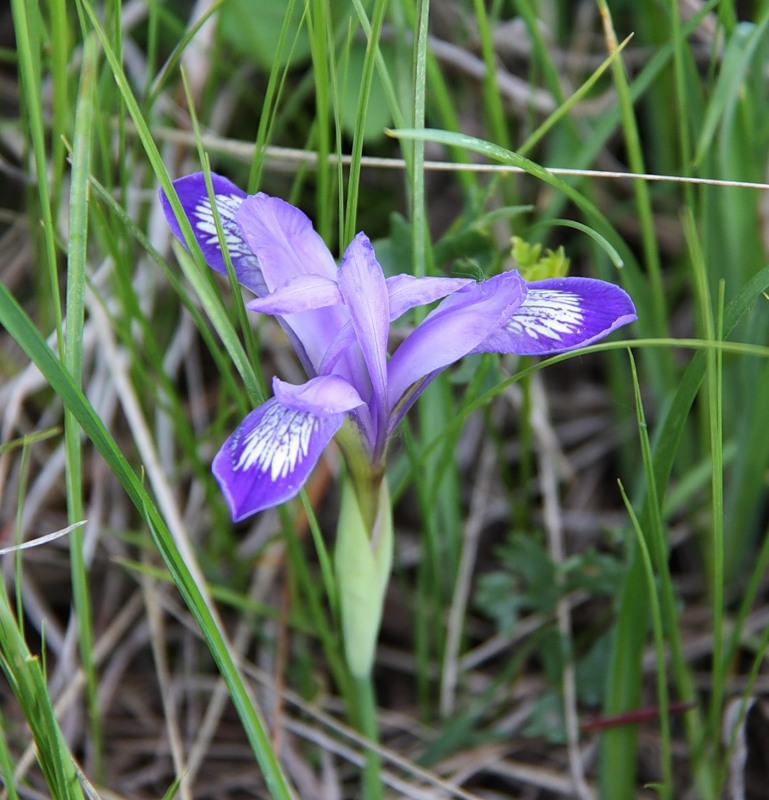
(213, 397), (347, 520)
(337, 234), (390, 454)
(387, 271), (527, 410)
(475, 277), (637, 356)
(235, 193), (339, 287)
(247, 275), (342, 315)
(386, 274), (473, 320)
(272, 374), (366, 415)
(160, 172), (266, 296)
(235, 193), (349, 374)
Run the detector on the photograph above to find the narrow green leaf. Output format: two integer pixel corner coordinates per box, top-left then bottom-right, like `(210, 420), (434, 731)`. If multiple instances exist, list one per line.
(77, 0), (262, 406)
(64, 32), (102, 777)
(0, 582), (85, 800)
(694, 17), (769, 165)
(389, 126), (626, 261)
(0, 284), (296, 800)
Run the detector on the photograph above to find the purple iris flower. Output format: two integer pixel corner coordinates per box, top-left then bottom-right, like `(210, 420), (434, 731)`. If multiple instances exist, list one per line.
(161, 172), (636, 522)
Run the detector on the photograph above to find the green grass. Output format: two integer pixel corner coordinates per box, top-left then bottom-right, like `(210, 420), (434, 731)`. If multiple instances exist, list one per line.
(2, 1), (769, 797)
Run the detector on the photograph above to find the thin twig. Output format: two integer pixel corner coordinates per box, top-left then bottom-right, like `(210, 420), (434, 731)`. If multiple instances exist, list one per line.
(440, 442), (497, 717)
(142, 124), (769, 190)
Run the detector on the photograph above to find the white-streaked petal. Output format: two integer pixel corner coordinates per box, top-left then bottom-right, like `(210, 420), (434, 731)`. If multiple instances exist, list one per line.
(508, 289), (585, 342)
(233, 403), (316, 479)
(160, 173), (266, 295)
(213, 398), (346, 521)
(476, 277), (637, 356)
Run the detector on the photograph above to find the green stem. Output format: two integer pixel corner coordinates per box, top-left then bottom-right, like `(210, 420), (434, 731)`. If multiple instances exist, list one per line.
(355, 675), (383, 800)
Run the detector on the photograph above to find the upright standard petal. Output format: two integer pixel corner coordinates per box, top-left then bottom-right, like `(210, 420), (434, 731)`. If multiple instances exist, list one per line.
(236, 194), (349, 373)
(387, 271), (527, 411)
(235, 193), (339, 287)
(475, 277), (637, 356)
(160, 172), (266, 296)
(337, 234), (390, 454)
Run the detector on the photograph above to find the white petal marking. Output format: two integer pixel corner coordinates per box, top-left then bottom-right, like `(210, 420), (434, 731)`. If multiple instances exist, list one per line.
(232, 404), (316, 481)
(506, 290), (584, 342)
(193, 193), (258, 264)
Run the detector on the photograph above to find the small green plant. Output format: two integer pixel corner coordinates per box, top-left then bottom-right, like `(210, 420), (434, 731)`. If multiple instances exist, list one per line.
(511, 235), (571, 281)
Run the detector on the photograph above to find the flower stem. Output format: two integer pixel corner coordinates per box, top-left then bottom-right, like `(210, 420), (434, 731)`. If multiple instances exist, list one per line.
(355, 675), (383, 800)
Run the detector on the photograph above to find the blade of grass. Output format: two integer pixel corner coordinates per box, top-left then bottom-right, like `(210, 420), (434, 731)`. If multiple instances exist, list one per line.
(0, 428), (61, 458)
(179, 66), (265, 393)
(668, 1), (695, 181)
(327, 13), (348, 248)
(517, 35), (633, 157)
(343, 0), (389, 244)
(64, 32), (102, 779)
(686, 210), (726, 769)
(471, 0), (510, 151)
(147, 1), (224, 108)
(0, 707), (19, 800)
(617, 474), (672, 800)
(0, 578), (84, 799)
(76, 0), (263, 407)
(247, 0), (304, 193)
(10, 0), (62, 338)
(596, 1), (670, 357)
(48, 0), (70, 214)
(513, 0), (570, 112)
(528, 219), (624, 268)
(395, 0), (477, 197)
(351, 0), (406, 133)
(599, 552), (646, 799)
(307, 0), (334, 240)
(694, 14), (769, 166)
(409, 0), (430, 280)
(0, 282), (297, 800)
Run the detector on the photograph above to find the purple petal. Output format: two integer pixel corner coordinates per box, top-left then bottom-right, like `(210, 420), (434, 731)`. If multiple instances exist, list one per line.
(277, 371), (376, 453)
(386, 274), (473, 320)
(475, 277), (637, 356)
(235, 193), (338, 287)
(247, 275), (342, 315)
(212, 396), (347, 521)
(235, 194), (349, 373)
(160, 172), (266, 296)
(387, 271), (527, 410)
(272, 374), (365, 415)
(337, 234), (390, 453)
(316, 320), (358, 375)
